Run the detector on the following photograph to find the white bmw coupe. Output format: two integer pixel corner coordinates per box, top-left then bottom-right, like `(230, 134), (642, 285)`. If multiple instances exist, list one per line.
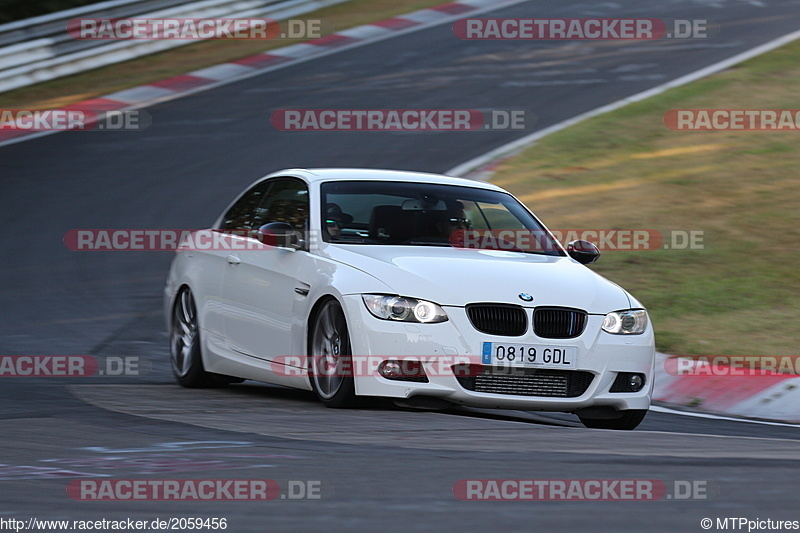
(164, 168), (655, 430)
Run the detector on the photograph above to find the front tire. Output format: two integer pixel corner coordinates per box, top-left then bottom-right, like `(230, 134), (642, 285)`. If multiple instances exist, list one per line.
(579, 409), (647, 430)
(309, 298), (358, 408)
(170, 287), (224, 388)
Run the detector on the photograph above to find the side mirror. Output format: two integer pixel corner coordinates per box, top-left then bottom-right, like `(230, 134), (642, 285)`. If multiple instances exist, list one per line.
(568, 240), (600, 264)
(258, 222), (299, 249)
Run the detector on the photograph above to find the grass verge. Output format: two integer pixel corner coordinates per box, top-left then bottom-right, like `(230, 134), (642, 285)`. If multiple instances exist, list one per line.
(491, 39), (800, 356)
(0, 0), (445, 110)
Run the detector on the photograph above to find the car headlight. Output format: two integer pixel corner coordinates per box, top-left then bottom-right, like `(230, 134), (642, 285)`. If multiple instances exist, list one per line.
(602, 309), (648, 335)
(362, 295), (448, 323)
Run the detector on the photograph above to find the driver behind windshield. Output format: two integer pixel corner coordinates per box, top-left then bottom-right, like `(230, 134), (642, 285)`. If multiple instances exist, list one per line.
(434, 200), (471, 242)
(325, 203), (353, 239)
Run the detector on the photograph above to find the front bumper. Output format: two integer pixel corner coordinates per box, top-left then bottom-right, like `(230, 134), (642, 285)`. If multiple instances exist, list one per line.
(341, 295), (655, 412)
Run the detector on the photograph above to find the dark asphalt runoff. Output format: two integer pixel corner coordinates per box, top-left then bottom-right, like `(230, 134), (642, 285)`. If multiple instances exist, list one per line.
(2, 0), (800, 530)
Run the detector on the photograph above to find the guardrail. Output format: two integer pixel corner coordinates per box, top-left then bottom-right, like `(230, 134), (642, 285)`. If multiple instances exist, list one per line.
(0, 0), (349, 93)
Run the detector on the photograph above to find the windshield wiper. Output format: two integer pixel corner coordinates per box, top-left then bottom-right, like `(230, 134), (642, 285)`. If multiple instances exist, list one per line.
(402, 241), (452, 246)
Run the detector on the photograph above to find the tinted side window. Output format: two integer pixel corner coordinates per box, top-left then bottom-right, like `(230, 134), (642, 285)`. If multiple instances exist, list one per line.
(220, 180), (271, 231)
(258, 179), (309, 241)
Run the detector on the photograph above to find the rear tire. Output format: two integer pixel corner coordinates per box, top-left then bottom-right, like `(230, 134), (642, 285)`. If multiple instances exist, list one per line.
(579, 409), (647, 430)
(309, 299), (359, 408)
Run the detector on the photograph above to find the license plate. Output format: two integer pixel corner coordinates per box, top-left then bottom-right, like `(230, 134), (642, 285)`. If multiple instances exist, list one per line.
(481, 342), (577, 368)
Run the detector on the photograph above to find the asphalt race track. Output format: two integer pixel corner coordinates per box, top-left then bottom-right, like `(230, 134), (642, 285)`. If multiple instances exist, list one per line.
(3, 0), (800, 530)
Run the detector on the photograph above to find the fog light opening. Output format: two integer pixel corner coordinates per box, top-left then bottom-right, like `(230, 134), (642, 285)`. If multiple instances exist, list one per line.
(378, 360), (429, 383)
(609, 372), (646, 393)
(379, 360), (403, 378)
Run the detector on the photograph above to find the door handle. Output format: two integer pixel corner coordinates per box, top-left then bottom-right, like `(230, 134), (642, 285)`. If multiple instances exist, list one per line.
(226, 255), (241, 265)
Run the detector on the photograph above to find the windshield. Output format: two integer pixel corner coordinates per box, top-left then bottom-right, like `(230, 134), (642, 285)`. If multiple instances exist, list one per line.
(320, 181), (564, 255)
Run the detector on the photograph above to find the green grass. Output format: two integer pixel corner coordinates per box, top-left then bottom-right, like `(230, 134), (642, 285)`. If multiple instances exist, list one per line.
(491, 39), (800, 356)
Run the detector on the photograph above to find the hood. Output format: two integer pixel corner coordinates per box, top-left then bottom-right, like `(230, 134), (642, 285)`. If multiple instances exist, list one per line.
(322, 245), (632, 313)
